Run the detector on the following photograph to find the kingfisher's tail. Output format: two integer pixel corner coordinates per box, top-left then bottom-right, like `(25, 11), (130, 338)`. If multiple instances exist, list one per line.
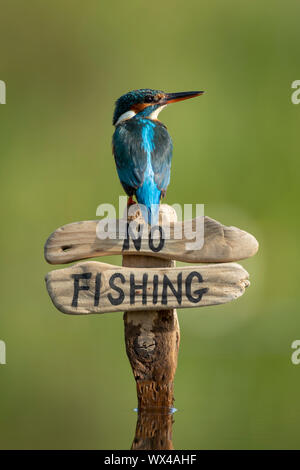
(139, 203), (160, 226)
(136, 179), (161, 226)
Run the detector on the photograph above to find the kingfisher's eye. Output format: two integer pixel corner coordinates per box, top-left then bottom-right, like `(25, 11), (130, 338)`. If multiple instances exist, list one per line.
(145, 95), (153, 103)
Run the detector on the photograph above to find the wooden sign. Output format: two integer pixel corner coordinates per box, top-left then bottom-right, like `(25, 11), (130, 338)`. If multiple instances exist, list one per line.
(45, 261), (249, 315)
(44, 202), (258, 411)
(44, 215), (258, 265)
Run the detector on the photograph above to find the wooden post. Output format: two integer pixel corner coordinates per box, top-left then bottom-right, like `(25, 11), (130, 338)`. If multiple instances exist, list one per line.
(132, 410), (174, 450)
(123, 204), (180, 411)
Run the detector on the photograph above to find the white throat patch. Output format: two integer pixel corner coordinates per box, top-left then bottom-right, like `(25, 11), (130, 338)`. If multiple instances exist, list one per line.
(115, 110), (136, 126)
(114, 105), (167, 126)
(147, 105), (166, 120)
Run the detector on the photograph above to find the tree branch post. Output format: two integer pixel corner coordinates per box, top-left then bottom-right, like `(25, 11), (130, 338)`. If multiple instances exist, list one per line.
(122, 204), (180, 411)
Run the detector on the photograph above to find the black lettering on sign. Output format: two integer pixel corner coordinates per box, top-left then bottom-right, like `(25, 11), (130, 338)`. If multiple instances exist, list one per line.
(185, 271), (208, 303)
(107, 273), (125, 306)
(152, 274), (158, 305)
(130, 273), (148, 305)
(122, 223), (165, 253)
(122, 222), (143, 251)
(162, 273), (182, 305)
(149, 226), (165, 253)
(71, 272), (92, 307)
(94, 273), (101, 306)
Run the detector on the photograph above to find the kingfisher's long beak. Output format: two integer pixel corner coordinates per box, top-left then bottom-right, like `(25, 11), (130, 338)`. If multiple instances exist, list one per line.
(163, 91), (204, 104)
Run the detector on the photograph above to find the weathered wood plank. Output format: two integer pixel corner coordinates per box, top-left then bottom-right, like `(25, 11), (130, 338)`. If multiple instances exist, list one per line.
(45, 261), (250, 315)
(44, 206), (258, 265)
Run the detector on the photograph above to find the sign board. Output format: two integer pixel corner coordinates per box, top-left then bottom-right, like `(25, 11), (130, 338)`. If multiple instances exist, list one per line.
(44, 216), (258, 265)
(45, 261), (249, 315)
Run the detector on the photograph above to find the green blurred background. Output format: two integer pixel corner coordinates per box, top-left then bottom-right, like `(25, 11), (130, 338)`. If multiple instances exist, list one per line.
(1, 0), (300, 449)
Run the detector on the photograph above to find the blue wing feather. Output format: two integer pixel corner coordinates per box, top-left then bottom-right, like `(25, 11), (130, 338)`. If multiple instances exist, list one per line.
(151, 122), (173, 193)
(112, 117), (173, 223)
(113, 120), (147, 193)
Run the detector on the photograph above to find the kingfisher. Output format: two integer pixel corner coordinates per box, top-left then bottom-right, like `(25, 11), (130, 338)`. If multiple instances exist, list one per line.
(112, 88), (204, 224)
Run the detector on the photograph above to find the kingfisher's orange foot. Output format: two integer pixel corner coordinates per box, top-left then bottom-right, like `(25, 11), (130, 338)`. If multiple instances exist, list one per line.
(127, 196), (136, 207)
